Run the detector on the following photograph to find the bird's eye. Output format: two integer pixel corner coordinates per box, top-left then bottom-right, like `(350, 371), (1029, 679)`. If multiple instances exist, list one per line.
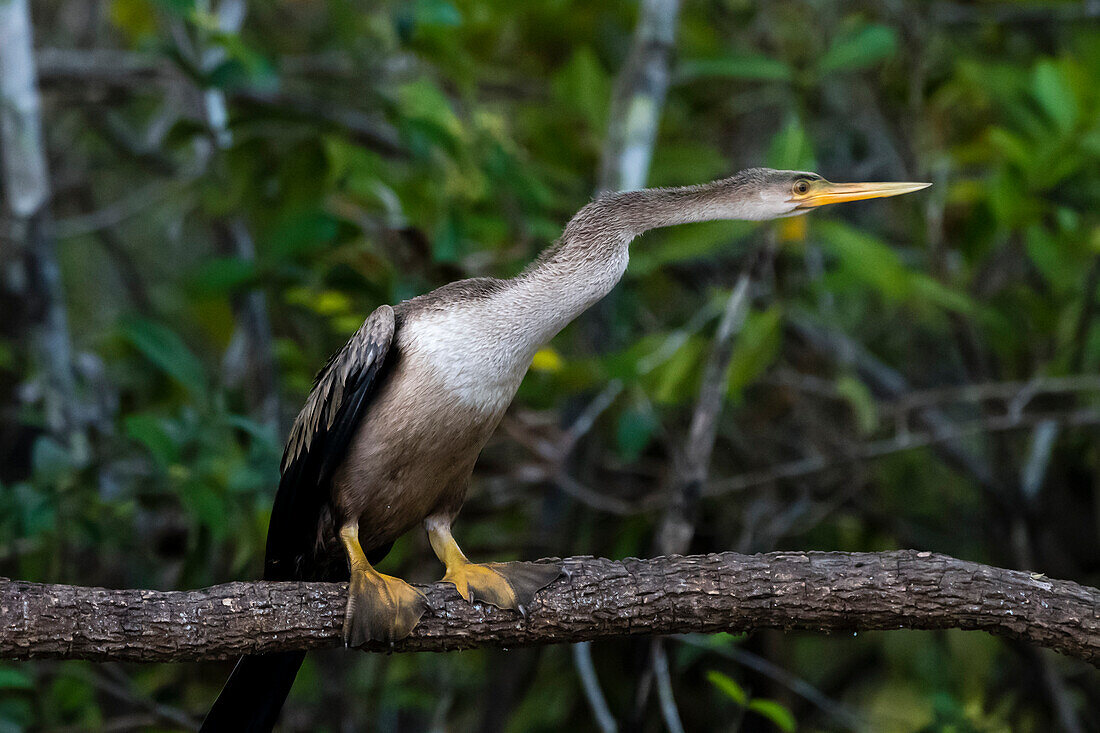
(793, 180), (811, 195)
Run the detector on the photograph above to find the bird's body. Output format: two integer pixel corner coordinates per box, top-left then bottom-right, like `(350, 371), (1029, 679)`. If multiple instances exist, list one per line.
(272, 195), (636, 581)
(332, 291), (523, 553)
(201, 168), (929, 732)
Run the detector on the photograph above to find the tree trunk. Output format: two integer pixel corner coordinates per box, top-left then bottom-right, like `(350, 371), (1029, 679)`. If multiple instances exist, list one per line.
(0, 0), (86, 457)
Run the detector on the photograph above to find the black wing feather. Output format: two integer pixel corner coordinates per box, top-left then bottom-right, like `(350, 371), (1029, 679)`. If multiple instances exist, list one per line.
(203, 307), (395, 731)
(263, 304), (396, 581)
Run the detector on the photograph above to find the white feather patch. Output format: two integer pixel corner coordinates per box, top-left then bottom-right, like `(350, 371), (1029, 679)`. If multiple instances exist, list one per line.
(401, 244), (630, 413)
(401, 310), (536, 413)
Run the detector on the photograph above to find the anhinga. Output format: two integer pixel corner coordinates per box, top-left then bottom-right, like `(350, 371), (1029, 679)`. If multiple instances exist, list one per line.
(201, 168), (929, 731)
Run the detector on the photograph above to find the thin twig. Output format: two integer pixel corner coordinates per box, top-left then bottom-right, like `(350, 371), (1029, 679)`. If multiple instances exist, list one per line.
(51, 176), (198, 239)
(656, 268), (755, 555)
(1069, 256), (1100, 373)
(707, 407), (1100, 497)
(559, 380), (625, 457)
(553, 474), (639, 516)
(792, 318), (996, 493)
(652, 641), (685, 733)
(573, 642), (618, 733)
(94, 664), (200, 731)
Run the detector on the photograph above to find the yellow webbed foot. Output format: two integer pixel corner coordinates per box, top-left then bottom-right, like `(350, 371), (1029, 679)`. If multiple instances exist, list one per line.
(443, 560), (562, 612)
(344, 568), (428, 648)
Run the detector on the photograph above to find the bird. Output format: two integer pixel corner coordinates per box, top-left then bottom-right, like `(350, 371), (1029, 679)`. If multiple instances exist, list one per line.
(200, 167), (929, 731)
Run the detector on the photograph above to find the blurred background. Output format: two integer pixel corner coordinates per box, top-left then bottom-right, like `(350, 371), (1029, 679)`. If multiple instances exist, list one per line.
(1, 0), (1099, 730)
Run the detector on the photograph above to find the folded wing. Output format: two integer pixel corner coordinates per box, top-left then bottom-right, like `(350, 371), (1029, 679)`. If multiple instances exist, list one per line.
(264, 304), (396, 581)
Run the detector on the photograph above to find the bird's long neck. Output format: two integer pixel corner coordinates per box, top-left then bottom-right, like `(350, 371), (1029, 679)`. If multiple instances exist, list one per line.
(509, 178), (751, 346)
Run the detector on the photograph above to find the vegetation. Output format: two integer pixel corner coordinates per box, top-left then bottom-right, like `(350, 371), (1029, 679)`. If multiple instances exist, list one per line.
(1, 0), (1099, 730)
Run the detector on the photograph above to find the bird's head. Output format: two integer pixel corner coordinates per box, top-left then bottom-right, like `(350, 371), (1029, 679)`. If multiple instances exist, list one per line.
(725, 168), (931, 220)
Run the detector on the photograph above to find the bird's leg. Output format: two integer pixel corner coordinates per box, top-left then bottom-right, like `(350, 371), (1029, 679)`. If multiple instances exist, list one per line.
(340, 522), (427, 647)
(425, 516), (562, 613)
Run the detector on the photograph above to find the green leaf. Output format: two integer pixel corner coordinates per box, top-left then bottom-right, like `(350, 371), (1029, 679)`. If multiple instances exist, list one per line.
(414, 0), (462, 28)
(747, 699), (797, 732)
(986, 128), (1033, 168)
(1030, 60), (1078, 132)
(815, 220), (910, 301)
(726, 308), (784, 398)
(650, 335), (707, 404)
(120, 317), (208, 395)
(181, 482), (230, 539)
(1025, 225), (1085, 296)
(835, 375), (878, 434)
(227, 463), (268, 494)
(648, 142), (730, 188)
(616, 405), (659, 461)
(17, 482), (57, 536)
(819, 24), (898, 73)
(190, 256), (257, 296)
(911, 274), (975, 314)
(677, 55), (793, 82)
(0, 667), (34, 691)
(325, 136), (385, 198)
(706, 670), (747, 706)
(267, 210), (340, 259)
(396, 78), (463, 140)
(551, 47), (611, 133)
(504, 654), (573, 733)
(433, 215), (463, 263)
(767, 118), (815, 170)
(49, 674), (97, 719)
(124, 414), (178, 466)
(151, 0), (196, 15)
(109, 0), (159, 39)
(285, 287), (353, 317)
(223, 414), (278, 445)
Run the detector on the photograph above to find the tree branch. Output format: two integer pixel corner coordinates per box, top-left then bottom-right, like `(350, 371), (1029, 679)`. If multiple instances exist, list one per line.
(2, 551), (1097, 665)
(597, 0), (681, 193)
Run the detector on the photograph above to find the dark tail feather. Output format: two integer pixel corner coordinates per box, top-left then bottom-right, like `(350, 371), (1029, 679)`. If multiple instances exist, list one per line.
(200, 651), (306, 732)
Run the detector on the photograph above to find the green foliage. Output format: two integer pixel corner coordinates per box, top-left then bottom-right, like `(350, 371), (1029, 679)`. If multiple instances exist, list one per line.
(726, 307), (784, 399)
(706, 669), (797, 731)
(616, 402), (660, 461)
(747, 699), (798, 732)
(767, 118), (816, 171)
(0, 669), (33, 693)
(5, 0), (1100, 730)
(120, 316), (209, 396)
(706, 670), (748, 705)
(819, 23), (898, 73)
(678, 54), (794, 83)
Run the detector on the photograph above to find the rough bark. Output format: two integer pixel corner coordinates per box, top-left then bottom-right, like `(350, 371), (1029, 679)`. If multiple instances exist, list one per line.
(1, 550), (1096, 666)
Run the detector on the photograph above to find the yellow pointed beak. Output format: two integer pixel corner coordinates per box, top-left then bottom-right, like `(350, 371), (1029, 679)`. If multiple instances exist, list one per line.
(794, 180), (931, 209)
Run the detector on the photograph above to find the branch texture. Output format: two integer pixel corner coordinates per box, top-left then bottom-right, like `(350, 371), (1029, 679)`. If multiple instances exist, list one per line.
(2, 551), (1097, 665)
